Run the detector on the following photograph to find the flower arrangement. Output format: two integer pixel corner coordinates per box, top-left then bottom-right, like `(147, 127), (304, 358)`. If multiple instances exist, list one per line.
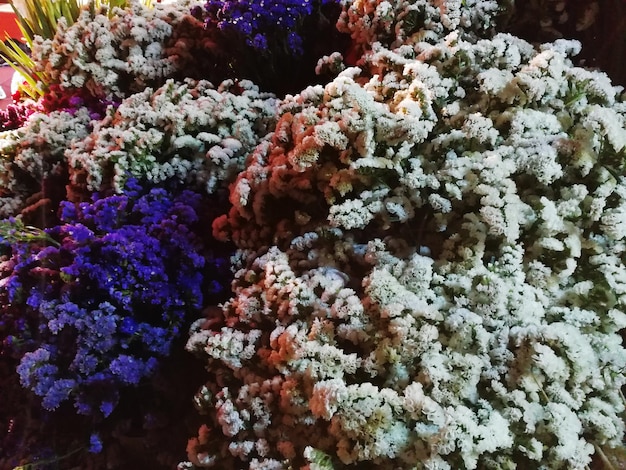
(195, 0), (350, 93)
(0, 0), (157, 99)
(186, 30), (626, 469)
(63, 78), (277, 195)
(202, 0), (327, 53)
(501, 0), (626, 87)
(2, 182), (207, 413)
(0, 0), (624, 469)
(0, 101), (36, 131)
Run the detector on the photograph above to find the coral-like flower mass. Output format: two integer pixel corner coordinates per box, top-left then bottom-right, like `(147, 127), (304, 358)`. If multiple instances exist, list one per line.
(0, 0), (625, 469)
(2, 182), (214, 416)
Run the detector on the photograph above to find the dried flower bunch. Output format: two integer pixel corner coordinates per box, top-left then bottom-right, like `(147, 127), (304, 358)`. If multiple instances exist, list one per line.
(64, 78), (277, 195)
(184, 1), (626, 469)
(202, 0), (329, 53)
(0, 0), (271, 463)
(0, 107), (94, 219)
(0, 102), (37, 132)
(0, 181), (218, 416)
(30, 0), (204, 99)
(0, 0), (624, 468)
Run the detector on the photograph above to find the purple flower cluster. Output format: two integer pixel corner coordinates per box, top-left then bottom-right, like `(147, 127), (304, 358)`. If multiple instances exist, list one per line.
(41, 84), (119, 120)
(0, 181), (225, 418)
(0, 101), (36, 131)
(203, 0), (333, 54)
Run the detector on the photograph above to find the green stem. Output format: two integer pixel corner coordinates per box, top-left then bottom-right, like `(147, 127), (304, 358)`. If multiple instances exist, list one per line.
(13, 446), (84, 470)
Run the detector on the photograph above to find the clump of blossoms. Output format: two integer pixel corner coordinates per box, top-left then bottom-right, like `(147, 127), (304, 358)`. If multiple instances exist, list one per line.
(336, 0), (501, 56)
(0, 180), (223, 417)
(202, 0), (334, 54)
(195, 0), (350, 94)
(29, 0), (339, 101)
(31, 0), (210, 100)
(0, 89), (118, 220)
(0, 101), (37, 132)
(0, 77), (275, 227)
(0, 107), (94, 219)
(183, 3), (626, 468)
(65, 78), (276, 195)
(39, 83), (120, 118)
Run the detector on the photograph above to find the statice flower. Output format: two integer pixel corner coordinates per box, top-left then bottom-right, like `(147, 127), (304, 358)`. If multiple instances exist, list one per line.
(0, 181), (226, 417)
(337, 0), (501, 54)
(0, 101), (37, 132)
(184, 11), (626, 469)
(0, 107), (93, 219)
(196, 0), (350, 94)
(64, 78), (276, 195)
(40, 84), (120, 119)
(203, 0), (326, 54)
(31, 1), (206, 100)
(205, 0), (334, 55)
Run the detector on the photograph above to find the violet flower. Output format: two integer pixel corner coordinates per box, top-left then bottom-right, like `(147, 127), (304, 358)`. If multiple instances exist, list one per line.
(0, 180), (232, 419)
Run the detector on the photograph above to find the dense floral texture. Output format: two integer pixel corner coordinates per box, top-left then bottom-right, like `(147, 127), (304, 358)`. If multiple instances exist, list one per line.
(0, 182), (215, 417)
(185, 17), (626, 470)
(198, 0), (350, 95)
(29, 0), (350, 98)
(29, 0), (343, 100)
(0, 77), (276, 229)
(203, 0), (334, 54)
(0, 0), (625, 468)
(0, 107), (93, 219)
(0, 101), (37, 132)
(336, 0), (501, 57)
(65, 78), (276, 195)
(40, 83), (120, 118)
(31, 0), (207, 100)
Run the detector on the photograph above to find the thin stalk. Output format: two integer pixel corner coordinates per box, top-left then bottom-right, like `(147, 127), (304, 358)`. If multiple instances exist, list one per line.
(594, 444), (617, 470)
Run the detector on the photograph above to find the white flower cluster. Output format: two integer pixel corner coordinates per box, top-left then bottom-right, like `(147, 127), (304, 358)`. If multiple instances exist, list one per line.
(0, 1), (279, 218)
(185, 4), (626, 468)
(31, 0), (206, 99)
(65, 78), (277, 193)
(0, 108), (93, 217)
(336, 0), (501, 52)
